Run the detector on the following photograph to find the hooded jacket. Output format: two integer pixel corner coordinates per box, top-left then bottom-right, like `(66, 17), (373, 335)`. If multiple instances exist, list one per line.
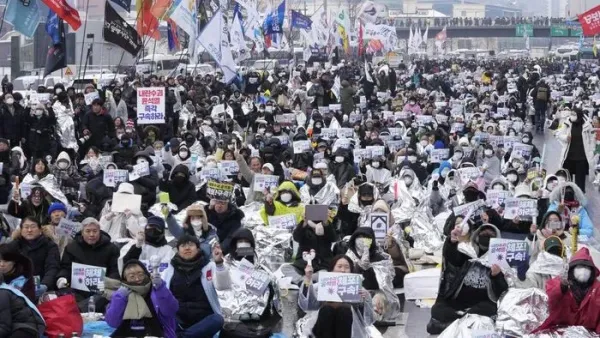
(57, 231), (120, 301)
(205, 203), (244, 255)
(547, 181), (593, 239)
(346, 227), (387, 290)
(438, 224), (508, 303)
(159, 164), (197, 210)
(328, 148), (356, 189)
(52, 151), (83, 198)
(533, 248), (600, 333)
(0, 275), (46, 338)
(259, 181), (305, 224)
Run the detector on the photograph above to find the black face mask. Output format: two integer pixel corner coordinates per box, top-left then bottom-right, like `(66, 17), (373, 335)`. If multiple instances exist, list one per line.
(263, 153), (274, 161)
(464, 190), (479, 203)
(564, 189), (575, 201)
(478, 235), (492, 252)
(360, 198), (374, 206)
(173, 175), (186, 185)
(145, 228), (164, 245)
(185, 137), (195, 146)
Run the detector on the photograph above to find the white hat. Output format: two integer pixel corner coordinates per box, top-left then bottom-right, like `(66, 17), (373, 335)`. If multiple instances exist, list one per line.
(117, 183), (134, 195)
(314, 162), (328, 170)
(262, 163), (274, 172)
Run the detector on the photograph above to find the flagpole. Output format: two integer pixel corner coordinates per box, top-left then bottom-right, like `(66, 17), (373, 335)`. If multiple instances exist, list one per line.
(0, 5), (8, 38)
(112, 7), (145, 83)
(76, 0), (91, 81)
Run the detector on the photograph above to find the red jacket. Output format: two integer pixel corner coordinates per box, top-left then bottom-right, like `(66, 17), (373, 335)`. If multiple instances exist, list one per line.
(533, 247), (600, 334)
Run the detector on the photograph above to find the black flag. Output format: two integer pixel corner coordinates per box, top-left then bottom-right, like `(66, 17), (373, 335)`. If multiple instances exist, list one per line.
(103, 2), (142, 56)
(44, 18), (66, 77)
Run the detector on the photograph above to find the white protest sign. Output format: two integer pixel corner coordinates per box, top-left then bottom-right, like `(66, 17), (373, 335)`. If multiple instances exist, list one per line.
(200, 168), (222, 181)
(486, 190), (511, 208)
(512, 142), (533, 161)
(71, 263), (106, 292)
(329, 104), (341, 111)
(253, 174), (279, 192)
(337, 128), (353, 139)
(103, 169), (129, 188)
(320, 128), (338, 139)
(369, 212), (388, 243)
(366, 146), (385, 158)
(458, 167), (481, 183)
(137, 87), (166, 124)
(504, 136), (520, 149)
(128, 162), (150, 181)
(430, 148), (449, 163)
(219, 160), (240, 176)
(359, 96), (366, 108)
(84, 91), (100, 105)
(503, 198), (538, 220)
(56, 218), (81, 238)
(19, 183), (31, 199)
(489, 238), (529, 271)
(293, 140), (312, 154)
(317, 272), (363, 303)
(452, 200), (485, 217)
(353, 148), (371, 163)
(415, 115), (433, 126)
(268, 214), (297, 229)
(111, 192), (142, 214)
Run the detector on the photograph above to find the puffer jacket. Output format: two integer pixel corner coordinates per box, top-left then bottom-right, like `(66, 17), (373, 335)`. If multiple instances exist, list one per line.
(259, 181), (305, 224)
(0, 280), (45, 338)
(52, 151), (83, 200)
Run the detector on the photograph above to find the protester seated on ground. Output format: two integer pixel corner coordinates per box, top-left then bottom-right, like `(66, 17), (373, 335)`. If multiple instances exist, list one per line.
(345, 227), (388, 290)
(166, 204), (217, 258)
(42, 202), (72, 256)
(8, 185), (52, 226)
(122, 216), (175, 270)
(213, 228), (282, 337)
(56, 217), (120, 312)
(532, 247), (600, 334)
(99, 183), (146, 242)
(299, 254), (375, 338)
(104, 259), (178, 338)
(516, 236), (567, 289)
(205, 198), (244, 255)
(547, 181), (593, 241)
(161, 235), (224, 338)
(0, 245), (36, 302)
(0, 272), (46, 338)
(51, 151), (84, 203)
(159, 164), (197, 211)
(526, 211), (571, 263)
(427, 223), (508, 334)
(338, 181), (380, 238)
(7, 216), (59, 297)
(259, 180), (305, 225)
(281, 202), (336, 285)
(299, 168), (340, 221)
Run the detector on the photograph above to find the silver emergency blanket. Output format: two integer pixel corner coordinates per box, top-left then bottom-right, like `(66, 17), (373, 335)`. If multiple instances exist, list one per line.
(239, 202), (267, 229)
(524, 326), (600, 338)
(495, 288), (549, 337)
(391, 191), (444, 253)
(252, 225), (293, 272)
(22, 173), (70, 206)
(438, 314), (496, 338)
(295, 309), (384, 338)
(216, 257), (282, 318)
(299, 182), (340, 207)
(527, 251), (567, 276)
(53, 101), (78, 152)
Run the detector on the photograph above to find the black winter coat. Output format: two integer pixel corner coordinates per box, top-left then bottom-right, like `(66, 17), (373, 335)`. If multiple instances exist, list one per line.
(0, 285), (45, 338)
(7, 236), (60, 290)
(57, 231), (120, 301)
(0, 103), (28, 147)
(205, 204), (244, 254)
(81, 111), (115, 148)
(159, 164), (196, 210)
(292, 221), (336, 272)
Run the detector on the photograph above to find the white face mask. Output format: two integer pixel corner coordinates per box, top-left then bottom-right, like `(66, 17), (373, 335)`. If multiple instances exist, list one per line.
(548, 181), (558, 190)
(57, 162), (68, 170)
(335, 156), (344, 163)
(557, 177), (566, 184)
(570, 116), (578, 122)
(420, 140), (428, 147)
(237, 242), (252, 249)
(265, 133), (273, 138)
(522, 137), (530, 143)
(311, 178), (323, 186)
(371, 161), (380, 168)
(136, 158), (148, 165)
(179, 151), (189, 158)
(507, 174), (518, 182)
(190, 219), (202, 229)
(408, 156), (417, 163)
(280, 193), (292, 203)
(5, 98), (14, 105)
(453, 153), (462, 160)
(484, 149), (493, 157)
(513, 162), (521, 169)
(573, 266), (592, 283)
(55, 88), (63, 94)
(258, 128), (266, 134)
(403, 176), (413, 186)
(227, 144), (235, 150)
(492, 184), (504, 190)
(34, 110), (43, 116)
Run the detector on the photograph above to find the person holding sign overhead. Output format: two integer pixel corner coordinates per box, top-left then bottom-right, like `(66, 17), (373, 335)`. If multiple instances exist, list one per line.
(8, 185), (52, 226)
(56, 217), (120, 312)
(104, 259), (178, 338)
(299, 254), (375, 338)
(260, 181), (305, 226)
(7, 216), (60, 297)
(161, 235), (224, 338)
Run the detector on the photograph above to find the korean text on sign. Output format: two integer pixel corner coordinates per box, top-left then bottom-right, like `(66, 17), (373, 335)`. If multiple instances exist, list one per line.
(137, 87), (166, 124)
(317, 272), (363, 303)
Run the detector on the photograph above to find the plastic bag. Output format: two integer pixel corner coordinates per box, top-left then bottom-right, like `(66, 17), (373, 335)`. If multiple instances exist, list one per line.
(38, 294), (83, 338)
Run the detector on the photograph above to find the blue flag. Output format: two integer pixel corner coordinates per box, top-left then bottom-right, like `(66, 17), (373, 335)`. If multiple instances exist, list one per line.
(262, 0), (285, 36)
(5, 0), (41, 38)
(46, 10), (61, 45)
(233, 3), (244, 35)
(291, 10), (312, 30)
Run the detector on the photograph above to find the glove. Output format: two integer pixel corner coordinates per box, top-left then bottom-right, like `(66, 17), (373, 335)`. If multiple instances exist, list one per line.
(359, 251), (371, 269)
(56, 277), (68, 289)
(96, 281), (105, 293)
(314, 222), (324, 236)
(135, 232), (144, 248)
(117, 286), (131, 297)
(152, 275), (163, 288)
(35, 284), (48, 297)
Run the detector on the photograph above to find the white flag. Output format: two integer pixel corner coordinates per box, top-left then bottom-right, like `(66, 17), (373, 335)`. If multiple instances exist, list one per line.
(422, 26), (428, 44)
(197, 10), (237, 83)
(408, 26), (413, 54)
(365, 60), (373, 83)
(230, 13), (249, 63)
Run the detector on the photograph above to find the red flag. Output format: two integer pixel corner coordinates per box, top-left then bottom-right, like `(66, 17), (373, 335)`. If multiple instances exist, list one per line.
(358, 22), (363, 57)
(137, 0), (160, 40)
(264, 34), (272, 48)
(150, 0), (172, 20)
(579, 5), (600, 36)
(41, 0), (81, 30)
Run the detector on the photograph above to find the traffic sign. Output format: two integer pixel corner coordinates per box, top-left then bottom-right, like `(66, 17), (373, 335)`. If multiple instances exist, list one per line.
(550, 25), (569, 37)
(515, 24), (533, 37)
(64, 65), (76, 77)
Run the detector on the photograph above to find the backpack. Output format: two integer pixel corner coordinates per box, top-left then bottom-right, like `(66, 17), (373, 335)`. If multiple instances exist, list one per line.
(536, 87), (548, 102)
